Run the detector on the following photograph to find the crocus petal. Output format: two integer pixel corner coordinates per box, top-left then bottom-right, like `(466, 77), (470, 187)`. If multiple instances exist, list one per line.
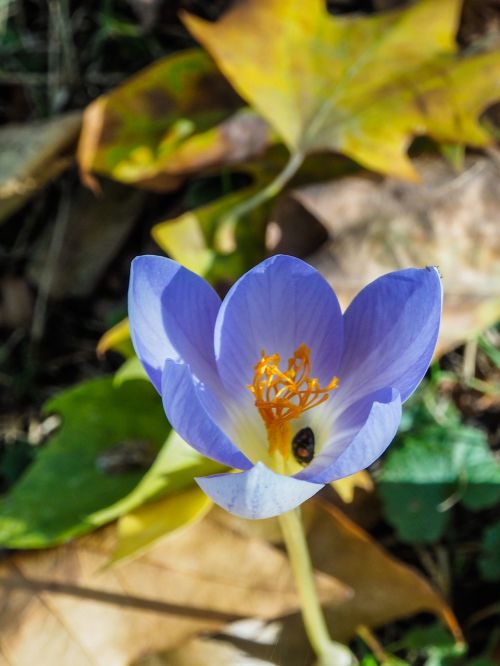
(196, 462), (323, 519)
(162, 361), (252, 470)
(128, 255), (221, 392)
(337, 267), (441, 408)
(214, 254), (343, 399)
(297, 387), (402, 484)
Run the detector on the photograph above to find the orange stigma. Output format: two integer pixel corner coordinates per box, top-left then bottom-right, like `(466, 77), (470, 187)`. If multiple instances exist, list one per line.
(247, 344), (339, 458)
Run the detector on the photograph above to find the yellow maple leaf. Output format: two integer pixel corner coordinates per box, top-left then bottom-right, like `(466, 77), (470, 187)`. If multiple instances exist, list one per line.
(183, 0), (500, 180)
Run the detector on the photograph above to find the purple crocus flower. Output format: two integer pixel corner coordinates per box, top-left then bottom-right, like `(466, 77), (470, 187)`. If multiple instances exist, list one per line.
(129, 255), (441, 519)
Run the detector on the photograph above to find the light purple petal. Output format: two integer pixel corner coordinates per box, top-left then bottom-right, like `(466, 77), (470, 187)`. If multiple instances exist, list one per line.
(162, 360), (251, 470)
(337, 267), (441, 408)
(214, 254), (343, 400)
(196, 462), (323, 519)
(297, 387), (402, 483)
(128, 255), (221, 392)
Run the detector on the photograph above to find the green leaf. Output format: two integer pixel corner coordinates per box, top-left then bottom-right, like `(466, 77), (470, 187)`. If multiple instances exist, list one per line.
(460, 439), (500, 511)
(394, 624), (462, 650)
(113, 355), (148, 386)
(378, 473), (450, 544)
(89, 430), (224, 526)
(439, 143), (465, 173)
(391, 624), (466, 666)
(479, 520), (500, 581)
(0, 377), (169, 548)
(1, 439), (36, 486)
(378, 402), (500, 543)
(360, 657), (380, 666)
(183, 0), (500, 180)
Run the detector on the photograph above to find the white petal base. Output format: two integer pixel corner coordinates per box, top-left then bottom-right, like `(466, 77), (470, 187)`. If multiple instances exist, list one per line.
(196, 462), (323, 519)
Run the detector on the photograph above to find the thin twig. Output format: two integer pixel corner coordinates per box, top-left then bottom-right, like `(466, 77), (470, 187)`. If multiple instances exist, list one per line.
(462, 337), (478, 381)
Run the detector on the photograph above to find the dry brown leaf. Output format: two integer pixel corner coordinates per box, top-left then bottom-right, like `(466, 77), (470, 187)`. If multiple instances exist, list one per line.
(232, 502), (462, 666)
(136, 629), (315, 666)
(283, 155), (500, 356)
(153, 502), (461, 666)
(219, 502), (460, 642)
(131, 636), (274, 666)
(0, 514), (348, 666)
(311, 502), (462, 642)
(0, 112), (81, 223)
(210, 502), (317, 546)
(0, 278), (33, 329)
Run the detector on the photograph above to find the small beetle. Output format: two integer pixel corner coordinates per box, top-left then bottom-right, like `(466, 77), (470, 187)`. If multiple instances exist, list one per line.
(292, 427), (315, 465)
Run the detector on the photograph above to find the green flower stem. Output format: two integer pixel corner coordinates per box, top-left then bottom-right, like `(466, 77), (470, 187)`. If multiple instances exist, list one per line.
(278, 508), (356, 666)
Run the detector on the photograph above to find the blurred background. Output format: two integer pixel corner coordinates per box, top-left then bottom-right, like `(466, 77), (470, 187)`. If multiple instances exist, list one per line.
(0, 1), (499, 665)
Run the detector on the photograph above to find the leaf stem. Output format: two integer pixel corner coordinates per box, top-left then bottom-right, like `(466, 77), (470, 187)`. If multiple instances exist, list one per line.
(215, 150), (304, 253)
(278, 508), (357, 666)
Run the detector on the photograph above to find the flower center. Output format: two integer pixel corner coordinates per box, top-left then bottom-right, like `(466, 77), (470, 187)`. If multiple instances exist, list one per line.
(247, 343), (339, 459)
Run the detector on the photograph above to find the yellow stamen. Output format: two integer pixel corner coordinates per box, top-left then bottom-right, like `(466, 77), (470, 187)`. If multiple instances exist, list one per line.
(247, 344), (339, 458)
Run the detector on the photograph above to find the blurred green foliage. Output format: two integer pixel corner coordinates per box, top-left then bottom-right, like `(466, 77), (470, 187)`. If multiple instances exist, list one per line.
(0, 377), (168, 547)
(378, 390), (500, 543)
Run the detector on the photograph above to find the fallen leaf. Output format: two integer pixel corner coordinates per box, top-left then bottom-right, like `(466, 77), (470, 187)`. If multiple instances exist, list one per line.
(77, 49), (272, 190)
(0, 377), (169, 548)
(0, 112), (81, 223)
(108, 486), (213, 566)
(131, 636), (274, 666)
(160, 108), (274, 177)
(152, 182), (271, 283)
(310, 502), (462, 642)
(289, 155), (500, 355)
(183, 0), (500, 180)
(97, 318), (134, 358)
(152, 206), (216, 277)
(185, 503), (461, 666)
(0, 277), (33, 329)
(90, 430), (223, 528)
(27, 180), (144, 299)
(332, 471), (374, 505)
(211, 502), (317, 546)
(0, 514), (348, 666)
